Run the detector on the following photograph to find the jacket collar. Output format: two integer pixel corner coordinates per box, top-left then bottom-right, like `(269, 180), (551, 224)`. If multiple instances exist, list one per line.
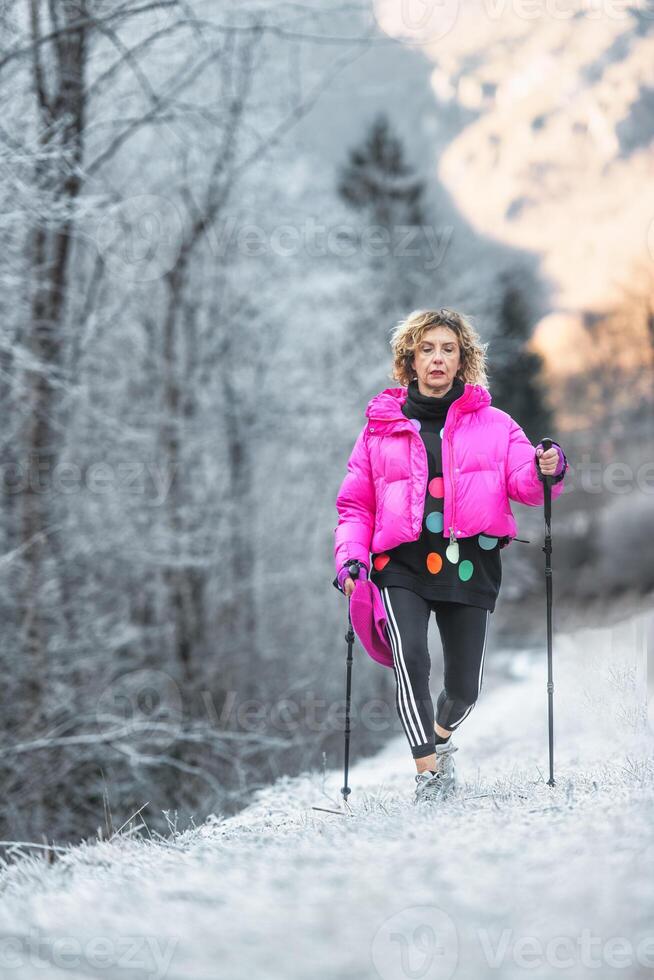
(366, 381), (491, 422)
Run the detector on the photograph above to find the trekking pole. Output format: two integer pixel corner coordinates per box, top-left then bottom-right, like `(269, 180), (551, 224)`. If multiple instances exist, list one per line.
(341, 560), (363, 808)
(538, 437), (556, 787)
(312, 559), (364, 817)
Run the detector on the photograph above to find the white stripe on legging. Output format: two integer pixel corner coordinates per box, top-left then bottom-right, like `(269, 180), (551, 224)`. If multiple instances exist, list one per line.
(382, 588), (422, 746)
(449, 608), (490, 730)
(382, 587), (428, 747)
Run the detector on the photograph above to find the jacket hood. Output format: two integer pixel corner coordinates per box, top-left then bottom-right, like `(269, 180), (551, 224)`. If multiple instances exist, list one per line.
(366, 382), (492, 422)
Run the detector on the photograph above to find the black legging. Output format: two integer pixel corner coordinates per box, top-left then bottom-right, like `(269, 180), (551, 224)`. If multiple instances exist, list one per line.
(380, 586), (491, 759)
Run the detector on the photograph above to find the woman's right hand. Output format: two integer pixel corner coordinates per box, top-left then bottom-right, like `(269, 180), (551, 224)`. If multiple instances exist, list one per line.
(343, 576), (356, 597)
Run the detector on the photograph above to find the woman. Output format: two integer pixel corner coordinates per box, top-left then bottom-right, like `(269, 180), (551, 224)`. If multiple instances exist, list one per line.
(332, 309), (567, 804)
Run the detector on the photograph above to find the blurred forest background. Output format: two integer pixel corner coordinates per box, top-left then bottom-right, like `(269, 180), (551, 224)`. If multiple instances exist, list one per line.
(0, 0), (652, 846)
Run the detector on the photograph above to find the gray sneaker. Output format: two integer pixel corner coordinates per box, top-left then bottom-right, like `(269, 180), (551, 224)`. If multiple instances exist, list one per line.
(413, 742), (459, 804)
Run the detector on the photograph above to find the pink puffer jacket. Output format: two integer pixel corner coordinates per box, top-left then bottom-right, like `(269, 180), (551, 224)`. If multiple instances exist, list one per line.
(334, 382), (567, 573)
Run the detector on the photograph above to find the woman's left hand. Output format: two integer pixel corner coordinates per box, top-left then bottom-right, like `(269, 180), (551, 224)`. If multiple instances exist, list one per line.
(535, 445), (560, 477)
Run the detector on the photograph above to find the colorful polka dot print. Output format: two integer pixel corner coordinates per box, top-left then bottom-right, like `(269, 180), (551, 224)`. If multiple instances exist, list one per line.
(458, 560), (474, 581)
(426, 552), (443, 574)
(478, 534), (498, 550)
(425, 511), (444, 533)
(428, 476), (444, 498)
(409, 418), (421, 431)
(373, 553), (390, 571)
(445, 542), (459, 564)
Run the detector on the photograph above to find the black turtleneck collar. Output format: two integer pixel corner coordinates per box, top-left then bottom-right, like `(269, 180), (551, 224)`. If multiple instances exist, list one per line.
(403, 376), (465, 421)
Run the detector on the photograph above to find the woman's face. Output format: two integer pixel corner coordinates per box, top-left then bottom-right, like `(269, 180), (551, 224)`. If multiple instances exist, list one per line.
(411, 326), (461, 396)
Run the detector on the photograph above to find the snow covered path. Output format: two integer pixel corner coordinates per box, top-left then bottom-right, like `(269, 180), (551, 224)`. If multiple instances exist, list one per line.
(0, 610), (652, 980)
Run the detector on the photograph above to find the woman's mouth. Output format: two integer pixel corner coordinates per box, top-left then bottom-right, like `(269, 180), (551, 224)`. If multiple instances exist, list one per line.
(430, 370), (445, 377)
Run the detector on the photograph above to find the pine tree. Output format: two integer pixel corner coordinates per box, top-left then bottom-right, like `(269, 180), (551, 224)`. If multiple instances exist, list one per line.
(337, 112), (425, 232)
(489, 270), (554, 445)
(336, 111), (430, 332)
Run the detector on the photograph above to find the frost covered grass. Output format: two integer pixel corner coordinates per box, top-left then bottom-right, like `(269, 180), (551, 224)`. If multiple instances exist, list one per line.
(0, 610), (652, 980)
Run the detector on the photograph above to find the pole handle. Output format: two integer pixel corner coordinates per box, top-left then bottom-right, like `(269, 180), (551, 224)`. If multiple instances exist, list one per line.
(537, 437), (554, 500)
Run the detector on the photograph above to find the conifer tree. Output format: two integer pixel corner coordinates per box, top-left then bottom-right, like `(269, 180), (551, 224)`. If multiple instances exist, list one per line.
(490, 270), (553, 444)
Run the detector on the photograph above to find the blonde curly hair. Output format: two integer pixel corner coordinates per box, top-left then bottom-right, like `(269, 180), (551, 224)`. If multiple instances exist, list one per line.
(389, 308), (489, 388)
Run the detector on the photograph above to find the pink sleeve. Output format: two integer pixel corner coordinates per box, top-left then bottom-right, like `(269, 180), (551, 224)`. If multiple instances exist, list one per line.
(334, 425), (376, 574)
(505, 419), (566, 506)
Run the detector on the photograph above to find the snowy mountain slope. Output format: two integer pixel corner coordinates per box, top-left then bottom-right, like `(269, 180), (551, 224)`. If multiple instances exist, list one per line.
(376, 4), (654, 315)
(371, 3), (654, 388)
(0, 609), (652, 980)
(284, 4), (654, 388)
